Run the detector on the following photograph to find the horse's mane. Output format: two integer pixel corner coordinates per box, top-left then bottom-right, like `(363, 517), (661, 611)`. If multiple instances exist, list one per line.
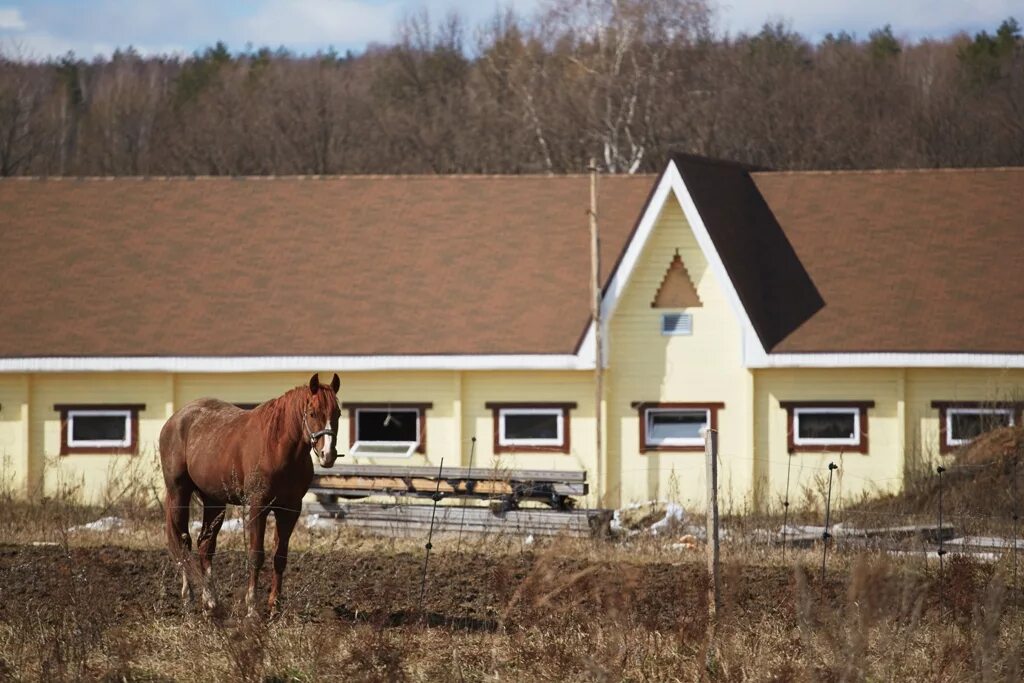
(250, 384), (338, 442)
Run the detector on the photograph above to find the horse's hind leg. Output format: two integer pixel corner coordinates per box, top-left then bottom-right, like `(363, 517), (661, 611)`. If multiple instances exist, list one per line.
(197, 501), (225, 611)
(165, 482), (196, 602)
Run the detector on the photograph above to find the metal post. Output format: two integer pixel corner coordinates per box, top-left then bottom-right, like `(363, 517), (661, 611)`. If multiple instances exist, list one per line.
(821, 462), (838, 600)
(782, 449), (793, 561)
(937, 465), (947, 580)
(705, 428), (721, 621)
(1013, 455), (1019, 595)
(418, 457), (445, 609)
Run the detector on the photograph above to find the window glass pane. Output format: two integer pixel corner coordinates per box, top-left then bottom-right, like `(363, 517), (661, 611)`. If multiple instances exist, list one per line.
(797, 412), (856, 440)
(950, 411), (1012, 441)
(649, 411), (706, 441)
(357, 410), (418, 442)
(504, 412), (559, 440)
(71, 414), (127, 442)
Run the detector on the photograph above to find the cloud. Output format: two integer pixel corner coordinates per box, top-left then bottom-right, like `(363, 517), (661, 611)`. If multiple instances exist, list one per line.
(243, 0), (399, 48)
(0, 6), (25, 30)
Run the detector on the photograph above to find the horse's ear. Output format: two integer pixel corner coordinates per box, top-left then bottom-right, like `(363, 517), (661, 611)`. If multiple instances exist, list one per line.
(330, 373), (341, 394)
(308, 373), (320, 393)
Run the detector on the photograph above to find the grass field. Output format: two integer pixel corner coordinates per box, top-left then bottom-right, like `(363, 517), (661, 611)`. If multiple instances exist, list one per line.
(2, 485), (1024, 683)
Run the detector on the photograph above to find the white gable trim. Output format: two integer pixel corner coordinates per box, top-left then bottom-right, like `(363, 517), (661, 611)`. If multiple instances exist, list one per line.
(596, 160), (767, 363)
(0, 353), (595, 373)
(593, 160), (1024, 370)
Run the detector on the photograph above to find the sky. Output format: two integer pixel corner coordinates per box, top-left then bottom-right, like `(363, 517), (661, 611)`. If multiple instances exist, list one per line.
(0, 0), (1018, 60)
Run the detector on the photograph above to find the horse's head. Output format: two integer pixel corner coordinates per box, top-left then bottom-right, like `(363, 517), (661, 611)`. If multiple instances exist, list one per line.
(303, 372), (342, 468)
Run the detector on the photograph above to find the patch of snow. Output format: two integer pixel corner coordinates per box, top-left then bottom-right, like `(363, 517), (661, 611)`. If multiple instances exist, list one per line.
(188, 517), (244, 533)
(68, 516), (125, 533)
(649, 503), (686, 535)
(304, 513), (335, 530)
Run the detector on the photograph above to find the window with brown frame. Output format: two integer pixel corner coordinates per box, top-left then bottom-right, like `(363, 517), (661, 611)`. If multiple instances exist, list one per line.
(485, 402), (576, 454)
(780, 401), (874, 454)
(54, 403), (146, 455)
(931, 401), (1022, 454)
(632, 402), (724, 453)
(341, 402), (432, 458)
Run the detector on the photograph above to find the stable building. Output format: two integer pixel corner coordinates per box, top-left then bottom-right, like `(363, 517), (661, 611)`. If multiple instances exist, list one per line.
(1, 156), (1023, 509)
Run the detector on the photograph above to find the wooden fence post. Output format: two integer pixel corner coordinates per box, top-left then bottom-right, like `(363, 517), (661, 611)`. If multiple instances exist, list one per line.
(705, 427), (721, 621)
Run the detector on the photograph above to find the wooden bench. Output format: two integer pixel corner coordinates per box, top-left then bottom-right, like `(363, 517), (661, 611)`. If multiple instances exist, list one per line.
(309, 464), (588, 511)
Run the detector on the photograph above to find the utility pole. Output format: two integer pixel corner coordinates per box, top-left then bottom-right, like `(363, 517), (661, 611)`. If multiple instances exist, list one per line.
(589, 159), (603, 506)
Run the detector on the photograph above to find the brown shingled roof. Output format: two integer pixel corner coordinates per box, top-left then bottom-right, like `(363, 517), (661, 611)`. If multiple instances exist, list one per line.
(0, 175), (654, 358)
(673, 153), (1024, 354)
(752, 167), (1024, 353)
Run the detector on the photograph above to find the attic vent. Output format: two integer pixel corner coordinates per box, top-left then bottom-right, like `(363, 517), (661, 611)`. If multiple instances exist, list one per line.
(661, 313), (693, 336)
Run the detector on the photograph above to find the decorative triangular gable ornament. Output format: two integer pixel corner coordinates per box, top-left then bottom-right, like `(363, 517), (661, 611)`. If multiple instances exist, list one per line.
(651, 251), (702, 308)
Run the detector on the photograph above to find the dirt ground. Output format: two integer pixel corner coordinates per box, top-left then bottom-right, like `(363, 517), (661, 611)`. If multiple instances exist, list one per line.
(1, 485), (1023, 682)
(0, 540), (777, 630)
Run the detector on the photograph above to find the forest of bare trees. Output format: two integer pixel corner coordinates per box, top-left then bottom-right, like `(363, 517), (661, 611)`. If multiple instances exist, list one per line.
(0, 0), (1021, 176)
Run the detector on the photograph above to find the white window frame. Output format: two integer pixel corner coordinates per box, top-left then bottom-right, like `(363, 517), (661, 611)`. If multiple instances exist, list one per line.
(792, 407), (861, 447)
(945, 407), (1015, 448)
(498, 407), (565, 448)
(66, 409), (133, 449)
(644, 407), (709, 448)
(350, 407), (420, 459)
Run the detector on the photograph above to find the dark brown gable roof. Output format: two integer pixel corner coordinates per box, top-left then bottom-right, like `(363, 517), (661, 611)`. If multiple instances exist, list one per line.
(752, 167), (1024, 353)
(677, 153), (1024, 354)
(672, 155), (825, 351)
(0, 175), (653, 358)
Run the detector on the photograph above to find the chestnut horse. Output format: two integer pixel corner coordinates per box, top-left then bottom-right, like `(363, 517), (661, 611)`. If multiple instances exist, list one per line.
(159, 373), (341, 615)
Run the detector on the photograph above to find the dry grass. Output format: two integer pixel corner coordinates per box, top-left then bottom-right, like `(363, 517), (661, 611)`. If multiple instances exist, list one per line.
(3, 435), (1024, 682)
(2, 495), (1024, 682)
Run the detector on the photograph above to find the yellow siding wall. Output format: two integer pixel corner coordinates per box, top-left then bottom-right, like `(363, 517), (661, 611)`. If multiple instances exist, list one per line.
(905, 369), (1024, 469)
(461, 371), (599, 503)
(0, 376), (29, 494)
(10, 370), (596, 503)
(607, 199), (752, 509)
(31, 373), (173, 502)
(753, 369), (903, 512)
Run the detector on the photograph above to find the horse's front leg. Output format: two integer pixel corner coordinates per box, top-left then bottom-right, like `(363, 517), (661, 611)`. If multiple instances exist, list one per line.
(268, 504), (300, 614)
(245, 503), (269, 618)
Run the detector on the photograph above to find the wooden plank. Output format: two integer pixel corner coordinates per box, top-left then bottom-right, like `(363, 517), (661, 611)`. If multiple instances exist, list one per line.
(945, 536), (1024, 551)
(314, 464), (587, 483)
(305, 500), (609, 537)
(779, 524), (954, 548)
(311, 474), (516, 495)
